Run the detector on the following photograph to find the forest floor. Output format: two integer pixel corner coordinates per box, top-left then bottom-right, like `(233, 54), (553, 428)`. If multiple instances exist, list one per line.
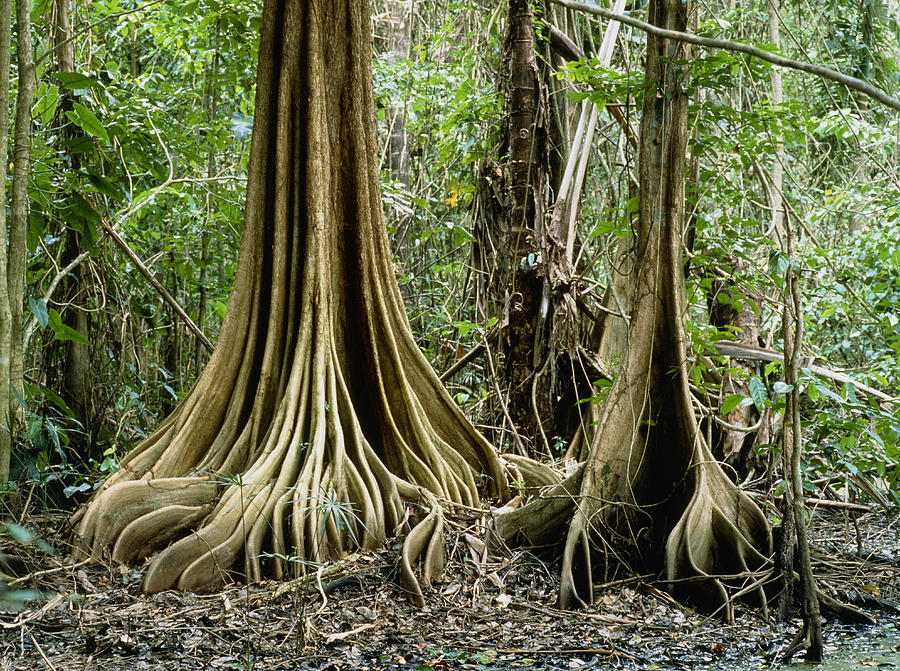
(1, 506), (898, 671)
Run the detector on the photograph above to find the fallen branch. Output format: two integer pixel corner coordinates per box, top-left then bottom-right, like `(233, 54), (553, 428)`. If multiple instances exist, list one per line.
(711, 340), (896, 404)
(100, 217), (213, 353)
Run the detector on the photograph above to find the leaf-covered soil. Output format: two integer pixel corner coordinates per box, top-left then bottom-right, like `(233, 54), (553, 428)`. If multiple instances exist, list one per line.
(2, 508), (898, 670)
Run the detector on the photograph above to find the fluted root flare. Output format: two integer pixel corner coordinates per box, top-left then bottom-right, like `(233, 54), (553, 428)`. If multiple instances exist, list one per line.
(665, 438), (772, 621)
(399, 502), (445, 606)
(69, 0), (505, 604)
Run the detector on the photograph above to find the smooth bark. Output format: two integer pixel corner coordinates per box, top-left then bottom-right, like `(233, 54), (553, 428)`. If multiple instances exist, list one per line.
(0, 0), (13, 484)
(8, 0), (35, 424)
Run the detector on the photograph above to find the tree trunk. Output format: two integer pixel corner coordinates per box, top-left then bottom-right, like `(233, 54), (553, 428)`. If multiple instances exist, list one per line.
(0, 0), (13, 484)
(474, 0), (561, 456)
(382, 0), (413, 289)
(781, 198), (823, 662)
(195, 23), (219, 378)
(72, 0), (505, 603)
(385, 0), (410, 186)
(8, 0), (35, 424)
(495, 0), (771, 615)
(52, 0), (96, 453)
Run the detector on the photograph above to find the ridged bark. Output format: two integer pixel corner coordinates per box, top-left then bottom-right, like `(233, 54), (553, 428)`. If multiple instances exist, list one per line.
(73, 0), (505, 600)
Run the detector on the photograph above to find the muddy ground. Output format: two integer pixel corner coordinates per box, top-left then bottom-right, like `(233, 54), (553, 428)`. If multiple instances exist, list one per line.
(2, 507), (898, 670)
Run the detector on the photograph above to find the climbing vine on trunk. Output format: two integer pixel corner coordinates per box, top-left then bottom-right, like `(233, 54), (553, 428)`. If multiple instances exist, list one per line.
(494, 0), (771, 615)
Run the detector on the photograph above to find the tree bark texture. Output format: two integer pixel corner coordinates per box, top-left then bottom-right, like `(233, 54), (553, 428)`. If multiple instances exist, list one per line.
(0, 0), (13, 484)
(474, 0), (563, 456)
(73, 0), (505, 602)
(8, 0), (35, 424)
(781, 210), (823, 661)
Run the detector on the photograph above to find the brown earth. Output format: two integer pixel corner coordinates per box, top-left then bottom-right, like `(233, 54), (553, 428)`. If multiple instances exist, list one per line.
(1, 506), (898, 670)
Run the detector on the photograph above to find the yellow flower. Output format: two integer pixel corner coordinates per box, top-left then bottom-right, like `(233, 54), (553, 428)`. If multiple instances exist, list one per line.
(445, 188), (459, 208)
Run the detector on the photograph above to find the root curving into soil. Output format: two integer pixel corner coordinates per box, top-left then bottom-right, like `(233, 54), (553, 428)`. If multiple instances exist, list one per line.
(71, 0), (505, 598)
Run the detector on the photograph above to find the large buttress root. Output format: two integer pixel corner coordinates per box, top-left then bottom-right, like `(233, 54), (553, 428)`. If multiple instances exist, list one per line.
(71, 0), (504, 599)
(665, 428), (772, 620)
(399, 502), (445, 606)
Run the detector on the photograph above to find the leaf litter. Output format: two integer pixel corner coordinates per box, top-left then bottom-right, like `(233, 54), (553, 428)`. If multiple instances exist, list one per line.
(1, 508), (897, 670)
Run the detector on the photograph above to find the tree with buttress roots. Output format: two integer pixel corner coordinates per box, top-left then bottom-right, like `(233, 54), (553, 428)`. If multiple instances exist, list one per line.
(74, 0), (771, 614)
(493, 0), (772, 616)
(72, 0), (506, 604)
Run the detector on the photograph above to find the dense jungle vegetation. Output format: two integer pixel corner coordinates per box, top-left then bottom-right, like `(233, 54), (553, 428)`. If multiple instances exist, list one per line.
(0, 0), (899, 662)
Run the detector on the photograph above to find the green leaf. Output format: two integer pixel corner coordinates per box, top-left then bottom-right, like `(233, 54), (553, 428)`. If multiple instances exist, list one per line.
(55, 71), (97, 90)
(768, 249), (790, 277)
(9, 382), (27, 412)
(773, 381), (795, 394)
(807, 378), (820, 402)
(816, 384), (845, 405)
(66, 102), (109, 143)
(33, 82), (59, 125)
(3, 522), (35, 544)
(2, 522), (53, 554)
(84, 170), (124, 200)
(65, 194), (102, 247)
(38, 387), (75, 420)
(47, 309), (90, 345)
(773, 479), (787, 497)
(29, 297), (49, 330)
(61, 135), (95, 154)
(721, 394), (746, 415)
(748, 376), (768, 410)
(450, 224), (475, 246)
(30, 0), (50, 20)
(27, 211), (46, 254)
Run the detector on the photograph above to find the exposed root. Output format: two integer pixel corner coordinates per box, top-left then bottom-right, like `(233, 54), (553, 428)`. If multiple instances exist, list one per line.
(817, 589), (876, 625)
(71, 477), (218, 560)
(495, 0), (774, 613)
(490, 465), (582, 549)
(70, 0), (504, 606)
(399, 502), (445, 606)
(501, 454), (563, 490)
(558, 507), (592, 609)
(665, 437), (772, 620)
(113, 504), (214, 564)
(781, 617), (824, 662)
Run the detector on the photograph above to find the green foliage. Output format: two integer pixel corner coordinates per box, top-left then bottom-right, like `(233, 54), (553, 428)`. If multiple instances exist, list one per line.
(805, 225), (900, 392)
(19, 0), (261, 473)
(3, 0), (897, 518)
(372, 0), (503, 385)
(558, 58), (644, 108)
(805, 376), (900, 507)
